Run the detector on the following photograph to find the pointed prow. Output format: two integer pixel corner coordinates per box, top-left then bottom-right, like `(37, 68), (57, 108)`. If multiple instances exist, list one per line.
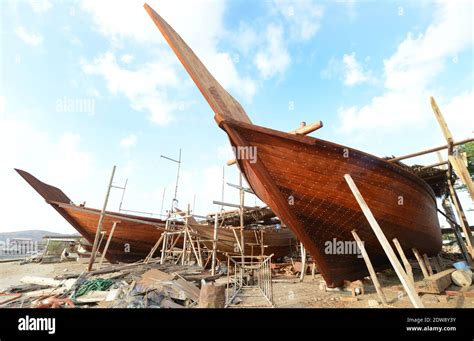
(143, 3), (251, 125)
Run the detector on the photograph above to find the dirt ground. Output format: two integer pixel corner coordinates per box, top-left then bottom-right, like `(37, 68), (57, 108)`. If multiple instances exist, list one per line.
(1, 261), (472, 308)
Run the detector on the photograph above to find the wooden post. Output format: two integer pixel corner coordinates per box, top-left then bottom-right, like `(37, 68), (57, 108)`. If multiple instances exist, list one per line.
(145, 233), (164, 264)
(423, 254), (434, 276)
(352, 230), (387, 305)
(449, 154), (474, 200)
(239, 173), (245, 263)
(160, 218), (170, 264)
(299, 242), (306, 281)
(99, 222), (118, 268)
(441, 197), (472, 262)
(430, 96), (473, 257)
(211, 211), (218, 276)
(88, 165), (116, 272)
(344, 174), (424, 308)
(412, 248), (430, 279)
(448, 181), (474, 256)
(392, 238), (414, 286)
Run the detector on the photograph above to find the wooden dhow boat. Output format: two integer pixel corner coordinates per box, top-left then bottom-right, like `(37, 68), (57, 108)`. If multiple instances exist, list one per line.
(16, 169), (296, 263)
(144, 4), (442, 287)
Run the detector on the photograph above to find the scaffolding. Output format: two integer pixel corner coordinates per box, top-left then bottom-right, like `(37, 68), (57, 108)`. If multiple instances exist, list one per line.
(225, 254), (274, 307)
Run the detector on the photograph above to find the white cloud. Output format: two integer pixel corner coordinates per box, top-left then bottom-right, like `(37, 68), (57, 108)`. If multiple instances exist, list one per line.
(439, 90), (474, 139)
(254, 24), (291, 79)
(120, 54), (134, 64)
(15, 26), (43, 47)
(120, 134), (137, 149)
(337, 1), (473, 136)
(81, 0), (257, 116)
(0, 116), (97, 233)
(272, 0), (324, 41)
(82, 52), (183, 125)
(342, 53), (373, 86)
(384, 1), (473, 91)
(28, 0), (53, 13)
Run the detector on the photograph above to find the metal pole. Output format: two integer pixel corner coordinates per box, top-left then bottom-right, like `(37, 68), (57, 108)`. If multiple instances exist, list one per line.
(88, 165), (116, 271)
(160, 188), (166, 217)
(118, 179), (128, 212)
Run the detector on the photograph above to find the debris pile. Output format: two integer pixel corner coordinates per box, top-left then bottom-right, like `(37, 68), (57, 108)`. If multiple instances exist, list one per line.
(0, 261), (223, 309)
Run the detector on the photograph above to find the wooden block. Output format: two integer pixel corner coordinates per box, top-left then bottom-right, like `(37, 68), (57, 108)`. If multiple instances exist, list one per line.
(422, 269), (455, 293)
(340, 296), (358, 303)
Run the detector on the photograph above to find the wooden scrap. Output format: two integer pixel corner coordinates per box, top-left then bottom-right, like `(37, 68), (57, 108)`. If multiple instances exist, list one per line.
(160, 298), (185, 308)
(173, 276), (200, 303)
(421, 268), (455, 294)
(0, 293), (22, 305)
(139, 269), (173, 288)
(20, 276), (76, 290)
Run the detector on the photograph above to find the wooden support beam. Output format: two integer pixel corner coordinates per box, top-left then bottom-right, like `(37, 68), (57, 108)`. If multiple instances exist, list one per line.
(352, 230), (387, 305)
(299, 242), (306, 282)
(422, 269), (455, 294)
(289, 120), (323, 135)
(449, 154), (474, 201)
(211, 211), (218, 276)
(423, 254), (434, 276)
(448, 180), (474, 256)
(392, 238), (414, 286)
(430, 97), (453, 146)
(99, 221), (118, 268)
(145, 233), (164, 264)
(388, 138), (473, 162)
(344, 174), (424, 308)
(412, 248), (430, 279)
(88, 165), (116, 272)
(227, 120), (323, 165)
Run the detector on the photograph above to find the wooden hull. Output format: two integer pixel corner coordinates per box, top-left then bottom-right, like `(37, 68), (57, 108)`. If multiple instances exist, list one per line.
(16, 169), (297, 263)
(222, 120), (442, 287)
(15, 169), (171, 263)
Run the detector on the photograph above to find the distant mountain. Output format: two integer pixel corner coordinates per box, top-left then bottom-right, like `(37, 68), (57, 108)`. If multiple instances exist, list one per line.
(0, 230), (80, 242)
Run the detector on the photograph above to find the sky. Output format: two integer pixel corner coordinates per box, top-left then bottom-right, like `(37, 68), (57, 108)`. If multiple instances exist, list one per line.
(0, 0), (473, 234)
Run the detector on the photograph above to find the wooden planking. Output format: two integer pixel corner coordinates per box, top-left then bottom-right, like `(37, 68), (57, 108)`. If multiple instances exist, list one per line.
(222, 120), (441, 286)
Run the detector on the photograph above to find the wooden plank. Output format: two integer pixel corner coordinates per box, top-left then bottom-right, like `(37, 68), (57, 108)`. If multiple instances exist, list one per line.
(388, 138), (473, 162)
(352, 230), (387, 305)
(99, 221), (117, 268)
(289, 121), (323, 135)
(412, 248), (430, 279)
(392, 238), (414, 286)
(345, 174), (424, 308)
(422, 269), (455, 294)
(88, 165), (116, 271)
(449, 154), (474, 201)
(448, 180), (474, 255)
(430, 97), (453, 145)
